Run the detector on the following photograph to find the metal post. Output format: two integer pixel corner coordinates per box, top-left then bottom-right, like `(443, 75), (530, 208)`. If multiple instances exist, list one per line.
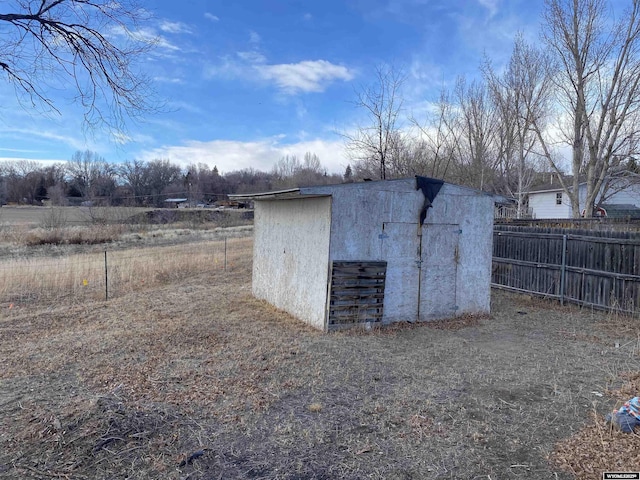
(104, 250), (109, 301)
(560, 235), (567, 306)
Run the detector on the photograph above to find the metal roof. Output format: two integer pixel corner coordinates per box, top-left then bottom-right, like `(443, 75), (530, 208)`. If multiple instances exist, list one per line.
(228, 188), (332, 201)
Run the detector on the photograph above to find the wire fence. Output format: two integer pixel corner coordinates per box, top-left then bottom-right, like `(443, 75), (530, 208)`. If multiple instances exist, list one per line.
(0, 237), (252, 309)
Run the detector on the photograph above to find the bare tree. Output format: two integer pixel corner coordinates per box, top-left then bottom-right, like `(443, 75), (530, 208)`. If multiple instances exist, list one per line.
(272, 155), (302, 188)
(344, 64), (405, 179)
(118, 159), (147, 205)
(144, 159), (182, 206)
(451, 77), (501, 190)
(0, 0), (156, 131)
(0, 160), (45, 204)
(536, 0), (640, 217)
(67, 150), (114, 200)
(411, 90), (459, 180)
(272, 152), (338, 188)
(485, 36), (553, 217)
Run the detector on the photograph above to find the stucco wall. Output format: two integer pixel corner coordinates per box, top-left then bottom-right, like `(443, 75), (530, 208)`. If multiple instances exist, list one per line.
(252, 197), (332, 330)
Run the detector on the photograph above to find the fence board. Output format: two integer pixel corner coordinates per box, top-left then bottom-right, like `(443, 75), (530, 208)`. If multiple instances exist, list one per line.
(493, 225), (640, 315)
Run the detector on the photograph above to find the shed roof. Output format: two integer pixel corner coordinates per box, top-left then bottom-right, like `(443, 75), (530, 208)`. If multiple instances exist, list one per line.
(228, 187), (330, 201)
(229, 176), (493, 201)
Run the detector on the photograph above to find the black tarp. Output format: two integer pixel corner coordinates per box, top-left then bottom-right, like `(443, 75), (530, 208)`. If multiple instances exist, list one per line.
(415, 176), (444, 225)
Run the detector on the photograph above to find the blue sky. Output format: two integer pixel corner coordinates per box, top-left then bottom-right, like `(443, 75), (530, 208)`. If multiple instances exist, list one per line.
(0, 0), (551, 175)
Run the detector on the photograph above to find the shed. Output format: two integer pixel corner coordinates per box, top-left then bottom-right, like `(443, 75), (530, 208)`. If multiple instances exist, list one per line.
(230, 177), (494, 331)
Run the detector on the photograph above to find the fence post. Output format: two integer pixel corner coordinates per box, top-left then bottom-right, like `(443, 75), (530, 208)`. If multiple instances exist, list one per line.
(560, 235), (567, 306)
(104, 250), (109, 301)
(224, 237), (227, 271)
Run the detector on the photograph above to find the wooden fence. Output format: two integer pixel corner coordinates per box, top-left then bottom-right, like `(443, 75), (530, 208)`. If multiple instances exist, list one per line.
(492, 225), (640, 314)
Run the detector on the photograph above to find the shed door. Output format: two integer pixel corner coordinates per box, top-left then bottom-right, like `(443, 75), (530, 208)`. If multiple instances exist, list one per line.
(419, 224), (460, 320)
(380, 222), (421, 322)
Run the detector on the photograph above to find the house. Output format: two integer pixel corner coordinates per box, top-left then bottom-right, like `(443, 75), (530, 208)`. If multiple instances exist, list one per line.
(230, 177), (494, 332)
(526, 176), (640, 219)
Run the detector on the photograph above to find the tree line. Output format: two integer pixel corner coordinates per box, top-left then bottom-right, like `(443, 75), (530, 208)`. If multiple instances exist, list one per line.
(0, 151), (344, 207)
(345, 0), (640, 218)
(3, 0), (640, 218)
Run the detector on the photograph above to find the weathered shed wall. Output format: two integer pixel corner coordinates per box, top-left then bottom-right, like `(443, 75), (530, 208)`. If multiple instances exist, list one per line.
(422, 183), (494, 318)
(252, 197), (332, 330)
(304, 179), (493, 323)
(251, 178), (494, 329)
(305, 179), (425, 323)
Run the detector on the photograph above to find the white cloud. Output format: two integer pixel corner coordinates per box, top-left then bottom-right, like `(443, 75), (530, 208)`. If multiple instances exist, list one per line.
(405, 58), (446, 102)
(3, 127), (89, 151)
(249, 30), (262, 44)
(257, 60), (355, 94)
(159, 20), (192, 34)
(110, 25), (181, 52)
(137, 136), (349, 174)
(237, 50), (267, 64)
(478, 0), (499, 17)
(205, 49), (355, 94)
(204, 13), (219, 22)
(0, 147), (43, 153)
(153, 76), (185, 84)
(203, 55), (248, 80)
(303, 13), (313, 21)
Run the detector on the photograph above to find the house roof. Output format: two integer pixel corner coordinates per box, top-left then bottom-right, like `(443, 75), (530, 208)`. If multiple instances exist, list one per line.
(601, 203), (640, 219)
(526, 176), (587, 194)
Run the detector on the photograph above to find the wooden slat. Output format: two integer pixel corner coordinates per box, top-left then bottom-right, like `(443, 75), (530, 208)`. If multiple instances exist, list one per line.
(493, 225), (640, 315)
(327, 261), (386, 328)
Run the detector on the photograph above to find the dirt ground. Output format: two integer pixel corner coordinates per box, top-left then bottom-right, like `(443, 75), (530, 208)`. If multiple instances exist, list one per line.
(0, 240), (639, 479)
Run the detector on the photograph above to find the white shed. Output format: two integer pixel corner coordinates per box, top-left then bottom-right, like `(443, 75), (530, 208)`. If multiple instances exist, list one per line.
(231, 177), (494, 332)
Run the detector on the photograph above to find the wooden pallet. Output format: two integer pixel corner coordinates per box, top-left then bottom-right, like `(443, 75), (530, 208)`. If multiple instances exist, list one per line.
(327, 261), (386, 331)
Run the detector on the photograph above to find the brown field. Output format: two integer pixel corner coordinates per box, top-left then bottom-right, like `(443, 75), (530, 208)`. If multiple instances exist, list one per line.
(0, 236), (639, 479)
(0, 206), (148, 226)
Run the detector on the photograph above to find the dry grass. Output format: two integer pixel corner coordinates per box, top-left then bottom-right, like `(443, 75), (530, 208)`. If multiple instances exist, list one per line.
(0, 206), (252, 248)
(21, 225), (126, 246)
(0, 238), (639, 479)
(0, 237), (250, 305)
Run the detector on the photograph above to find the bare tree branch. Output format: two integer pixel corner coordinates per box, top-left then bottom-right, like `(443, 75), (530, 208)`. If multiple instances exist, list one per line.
(541, 0), (640, 217)
(342, 64), (405, 180)
(0, 0), (158, 133)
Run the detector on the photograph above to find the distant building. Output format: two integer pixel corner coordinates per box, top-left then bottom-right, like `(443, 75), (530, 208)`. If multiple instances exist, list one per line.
(164, 198), (188, 208)
(525, 176), (640, 218)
